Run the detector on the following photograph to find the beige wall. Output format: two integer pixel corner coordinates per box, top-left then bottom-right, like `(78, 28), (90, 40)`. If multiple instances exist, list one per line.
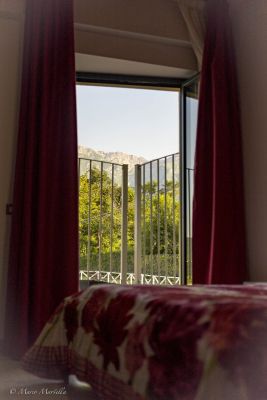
(75, 0), (189, 38)
(230, 0), (267, 281)
(0, 1), (24, 338)
(74, 0), (198, 72)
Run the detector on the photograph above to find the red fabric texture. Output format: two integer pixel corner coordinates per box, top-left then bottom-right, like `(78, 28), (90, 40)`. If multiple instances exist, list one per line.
(4, 0), (78, 357)
(22, 284), (267, 400)
(193, 0), (247, 284)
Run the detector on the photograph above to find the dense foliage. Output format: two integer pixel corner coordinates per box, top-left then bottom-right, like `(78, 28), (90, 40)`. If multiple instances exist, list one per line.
(79, 166), (180, 276)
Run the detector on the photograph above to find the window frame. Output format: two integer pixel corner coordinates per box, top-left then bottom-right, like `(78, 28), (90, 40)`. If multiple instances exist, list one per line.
(76, 72), (184, 90)
(180, 74), (200, 284)
(76, 71), (197, 284)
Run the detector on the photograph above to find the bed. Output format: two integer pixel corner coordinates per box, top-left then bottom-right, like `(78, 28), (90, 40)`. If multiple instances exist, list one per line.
(22, 284), (267, 400)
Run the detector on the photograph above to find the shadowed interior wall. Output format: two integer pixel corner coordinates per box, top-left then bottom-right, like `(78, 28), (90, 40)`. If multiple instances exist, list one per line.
(73, 0), (197, 72)
(0, 0), (24, 339)
(230, 0), (267, 281)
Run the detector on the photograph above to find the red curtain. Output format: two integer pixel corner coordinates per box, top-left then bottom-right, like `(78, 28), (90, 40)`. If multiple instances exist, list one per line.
(4, 0), (78, 358)
(192, 0), (248, 284)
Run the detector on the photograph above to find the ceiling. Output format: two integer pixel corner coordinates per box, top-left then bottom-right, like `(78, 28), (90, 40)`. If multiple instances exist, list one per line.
(75, 53), (196, 79)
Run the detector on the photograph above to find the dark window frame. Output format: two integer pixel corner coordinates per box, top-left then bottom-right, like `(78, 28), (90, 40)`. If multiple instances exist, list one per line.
(76, 72), (184, 89)
(76, 71), (198, 284)
(180, 74), (200, 284)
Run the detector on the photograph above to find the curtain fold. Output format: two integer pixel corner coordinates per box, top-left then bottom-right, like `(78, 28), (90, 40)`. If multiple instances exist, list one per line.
(192, 0), (247, 284)
(176, 0), (206, 70)
(4, 0), (78, 358)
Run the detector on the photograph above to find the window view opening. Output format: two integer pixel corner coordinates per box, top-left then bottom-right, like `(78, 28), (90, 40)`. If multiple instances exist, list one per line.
(77, 83), (180, 286)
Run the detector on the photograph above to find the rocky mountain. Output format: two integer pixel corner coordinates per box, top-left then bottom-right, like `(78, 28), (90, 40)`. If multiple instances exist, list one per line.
(78, 146), (179, 187)
(78, 146), (147, 167)
(78, 146), (147, 186)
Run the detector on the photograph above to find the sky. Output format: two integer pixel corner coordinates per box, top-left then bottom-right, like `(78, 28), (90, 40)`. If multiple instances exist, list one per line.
(76, 85), (179, 161)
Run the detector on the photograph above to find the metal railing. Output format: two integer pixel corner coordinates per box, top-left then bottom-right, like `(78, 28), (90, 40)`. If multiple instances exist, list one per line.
(135, 153), (180, 284)
(79, 153), (181, 286)
(79, 158), (128, 284)
(79, 270), (179, 285)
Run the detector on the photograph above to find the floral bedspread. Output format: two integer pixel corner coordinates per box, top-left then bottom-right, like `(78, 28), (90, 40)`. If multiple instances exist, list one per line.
(22, 284), (267, 400)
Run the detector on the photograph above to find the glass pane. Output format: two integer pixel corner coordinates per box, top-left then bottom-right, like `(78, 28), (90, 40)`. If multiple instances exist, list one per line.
(185, 80), (199, 284)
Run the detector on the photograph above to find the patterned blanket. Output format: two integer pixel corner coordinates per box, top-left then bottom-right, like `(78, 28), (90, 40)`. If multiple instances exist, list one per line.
(22, 284), (267, 400)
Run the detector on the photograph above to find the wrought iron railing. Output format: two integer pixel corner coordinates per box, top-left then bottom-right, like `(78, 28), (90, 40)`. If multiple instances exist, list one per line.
(79, 153), (181, 286)
(79, 158), (128, 284)
(134, 153), (180, 284)
(79, 270), (179, 285)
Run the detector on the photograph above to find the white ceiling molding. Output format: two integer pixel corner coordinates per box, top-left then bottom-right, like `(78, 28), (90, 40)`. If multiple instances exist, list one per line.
(75, 53), (195, 79)
(74, 23), (192, 49)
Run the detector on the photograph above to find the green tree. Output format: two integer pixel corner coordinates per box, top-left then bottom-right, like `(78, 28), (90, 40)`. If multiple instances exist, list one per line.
(79, 165), (180, 276)
(141, 182), (180, 276)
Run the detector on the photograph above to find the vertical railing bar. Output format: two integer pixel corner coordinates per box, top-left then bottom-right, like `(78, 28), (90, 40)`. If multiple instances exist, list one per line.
(188, 169), (192, 282)
(164, 156), (168, 277)
(186, 169), (189, 279)
(134, 164), (142, 283)
(98, 162), (103, 276)
(172, 155), (177, 279)
(143, 165), (146, 278)
(109, 164), (114, 273)
(78, 158), (81, 281)
(149, 161), (153, 277)
(175, 154), (180, 279)
(87, 160), (92, 280)
(120, 164), (128, 284)
(157, 159), (160, 279)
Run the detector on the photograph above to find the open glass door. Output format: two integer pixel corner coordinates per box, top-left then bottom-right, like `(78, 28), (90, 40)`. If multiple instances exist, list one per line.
(180, 76), (199, 284)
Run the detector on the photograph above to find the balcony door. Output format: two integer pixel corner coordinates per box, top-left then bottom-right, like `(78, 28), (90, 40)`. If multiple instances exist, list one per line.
(77, 73), (198, 286)
(180, 76), (199, 284)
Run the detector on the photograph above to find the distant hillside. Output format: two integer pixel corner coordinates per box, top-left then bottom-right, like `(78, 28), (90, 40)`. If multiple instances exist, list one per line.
(78, 146), (147, 166)
(78, 146), (147, 186)
(78, 146), (179, 187)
